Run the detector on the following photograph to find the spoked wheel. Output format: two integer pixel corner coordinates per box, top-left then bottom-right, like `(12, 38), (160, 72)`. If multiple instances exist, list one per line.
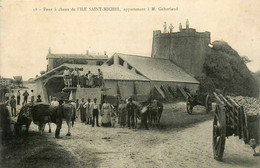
(213, 105), (226, 161)
(186, 97), (193, 114)
(205, 94), (212, 114)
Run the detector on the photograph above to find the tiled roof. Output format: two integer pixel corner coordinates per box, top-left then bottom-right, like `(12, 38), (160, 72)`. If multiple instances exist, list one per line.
(46, 53), (108, 60)
(35, 63), (148, 81)
(115, 53), (199, 84)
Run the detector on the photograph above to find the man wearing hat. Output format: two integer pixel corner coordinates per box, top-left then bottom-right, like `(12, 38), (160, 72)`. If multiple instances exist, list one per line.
(36, 95), (42, 102)
(22, 90), (29, 105)
(92, 98), (100, 127)
(63, 67), (71, 87)
(10, 95), (17, 117)
(126, 97), (136, 129)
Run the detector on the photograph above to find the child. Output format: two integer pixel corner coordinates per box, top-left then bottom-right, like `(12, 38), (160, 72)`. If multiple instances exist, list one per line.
(111, 109), (117, 127)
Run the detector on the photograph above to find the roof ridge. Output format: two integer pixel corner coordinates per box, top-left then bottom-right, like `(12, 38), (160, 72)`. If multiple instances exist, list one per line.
(117, 53), (170, 61)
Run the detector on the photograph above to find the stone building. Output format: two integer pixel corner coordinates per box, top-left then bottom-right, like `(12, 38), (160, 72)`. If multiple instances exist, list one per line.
(34, 50), (199, 103)
(151, 27), (211, 75)
(46, 49), (108, 71)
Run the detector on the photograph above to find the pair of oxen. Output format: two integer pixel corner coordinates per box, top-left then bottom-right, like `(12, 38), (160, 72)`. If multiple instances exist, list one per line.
(15, 103), (75, 138)
(118, 100), (163, 129)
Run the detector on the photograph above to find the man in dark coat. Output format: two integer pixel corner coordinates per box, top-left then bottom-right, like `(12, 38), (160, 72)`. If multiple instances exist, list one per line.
(17, 90), (21, 105)
(10, 96), (17, 117)
(126, 97), (136, 129)
(23, 90), (29, 105)
(55, 98), (64, 138)
(92, 98), (100, 127)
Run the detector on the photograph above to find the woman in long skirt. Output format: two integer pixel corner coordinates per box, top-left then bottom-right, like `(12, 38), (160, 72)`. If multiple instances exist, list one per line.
(118, 101), (127, 127)
(101, 100), (112, 127)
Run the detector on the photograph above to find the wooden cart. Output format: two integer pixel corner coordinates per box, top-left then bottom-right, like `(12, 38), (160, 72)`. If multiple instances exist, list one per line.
(212, 92), (260, 161)
(186, 92), (212, 114)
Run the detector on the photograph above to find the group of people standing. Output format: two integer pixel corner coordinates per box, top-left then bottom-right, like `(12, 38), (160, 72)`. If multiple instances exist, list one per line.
(163, 19), (190, 33)
(77, 98), (117, 127)
(4, 89), (42, 117)
(118, 97), (142, 129)
(63, 68), (103, 88)
(76, 96), (150, 129)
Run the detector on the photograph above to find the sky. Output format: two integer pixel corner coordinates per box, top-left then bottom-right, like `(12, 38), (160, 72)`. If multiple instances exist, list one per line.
(1, 0), (260, 80)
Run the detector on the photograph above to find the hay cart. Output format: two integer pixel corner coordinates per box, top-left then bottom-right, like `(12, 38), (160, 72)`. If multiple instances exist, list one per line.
(185, 92), (212, 114)
(212, 92), (260, 161)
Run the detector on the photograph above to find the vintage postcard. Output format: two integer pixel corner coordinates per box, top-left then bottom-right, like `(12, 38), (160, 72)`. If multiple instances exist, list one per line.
(1, 0), (260, 167)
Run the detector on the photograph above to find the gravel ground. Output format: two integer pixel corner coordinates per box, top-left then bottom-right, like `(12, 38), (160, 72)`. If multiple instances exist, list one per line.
(1, 102), (260, 168)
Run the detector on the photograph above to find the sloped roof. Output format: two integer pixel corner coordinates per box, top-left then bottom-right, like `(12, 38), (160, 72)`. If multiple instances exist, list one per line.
(35, 63), (148, 81)
(46, 53), (108, 60)
(115, 53), (199, 84)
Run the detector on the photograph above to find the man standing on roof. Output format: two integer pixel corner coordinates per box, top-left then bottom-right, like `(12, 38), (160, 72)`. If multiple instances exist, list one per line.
(169, 24), (174, 33)
(97, 68), (103, 88)
(63, 67), (71, 87)
(179, 23), (182, 31)
(71, 68), (79, 87)
(86, 71), (93, 88)
(78, 69), (85, 88)
(163, 22), (167, 33)
(127, 97), (136, 129)
(186, 19), (189, 29)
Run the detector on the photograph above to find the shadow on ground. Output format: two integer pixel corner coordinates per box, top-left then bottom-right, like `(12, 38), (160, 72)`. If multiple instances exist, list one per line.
(152, 102), (215, 130)
(0, 132), (99, 168)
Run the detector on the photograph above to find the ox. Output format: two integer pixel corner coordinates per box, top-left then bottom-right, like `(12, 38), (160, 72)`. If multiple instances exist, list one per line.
(147, 100), (163, 125)
(15, 103), (75, 138)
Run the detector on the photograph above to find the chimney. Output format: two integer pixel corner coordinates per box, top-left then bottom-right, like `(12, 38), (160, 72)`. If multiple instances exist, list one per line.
(86, 50), (89, 55)
(104, 51), (107, 55)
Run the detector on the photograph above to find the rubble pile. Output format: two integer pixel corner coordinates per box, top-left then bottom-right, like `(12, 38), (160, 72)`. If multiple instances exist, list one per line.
(229, 96), (260, 116)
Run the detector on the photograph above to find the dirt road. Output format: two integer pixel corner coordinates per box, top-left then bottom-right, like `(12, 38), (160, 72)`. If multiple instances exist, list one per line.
(1, 102), (260, 168)
(53, 121), (260, 167)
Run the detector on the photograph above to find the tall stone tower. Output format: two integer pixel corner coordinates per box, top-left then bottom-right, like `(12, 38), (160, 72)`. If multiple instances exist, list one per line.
(151, 28), (211, 76)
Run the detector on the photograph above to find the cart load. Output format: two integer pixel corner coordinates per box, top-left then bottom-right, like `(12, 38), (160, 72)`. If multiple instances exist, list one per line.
(227, 96), (260, 116)
(212, 92), (260, 161)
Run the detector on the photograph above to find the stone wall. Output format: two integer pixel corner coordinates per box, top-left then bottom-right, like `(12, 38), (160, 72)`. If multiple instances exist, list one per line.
(151, 28), (211, 76)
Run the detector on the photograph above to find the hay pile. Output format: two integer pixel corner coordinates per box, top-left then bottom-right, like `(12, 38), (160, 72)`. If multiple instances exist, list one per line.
(228, 96), (260, 116)
(202, 41), (259, 97)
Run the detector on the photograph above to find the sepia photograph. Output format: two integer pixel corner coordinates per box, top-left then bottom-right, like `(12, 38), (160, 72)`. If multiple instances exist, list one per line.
(0, 0), (260, 167)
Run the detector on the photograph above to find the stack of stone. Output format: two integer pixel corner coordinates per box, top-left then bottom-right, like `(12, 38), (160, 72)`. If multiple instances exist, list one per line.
(228, 96), (260, 116)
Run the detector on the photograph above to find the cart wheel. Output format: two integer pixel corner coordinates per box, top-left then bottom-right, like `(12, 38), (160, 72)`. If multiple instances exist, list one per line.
(186, 97), (193, 114)
(205, 95), (212, 114)
(213, 105), (226, 161)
